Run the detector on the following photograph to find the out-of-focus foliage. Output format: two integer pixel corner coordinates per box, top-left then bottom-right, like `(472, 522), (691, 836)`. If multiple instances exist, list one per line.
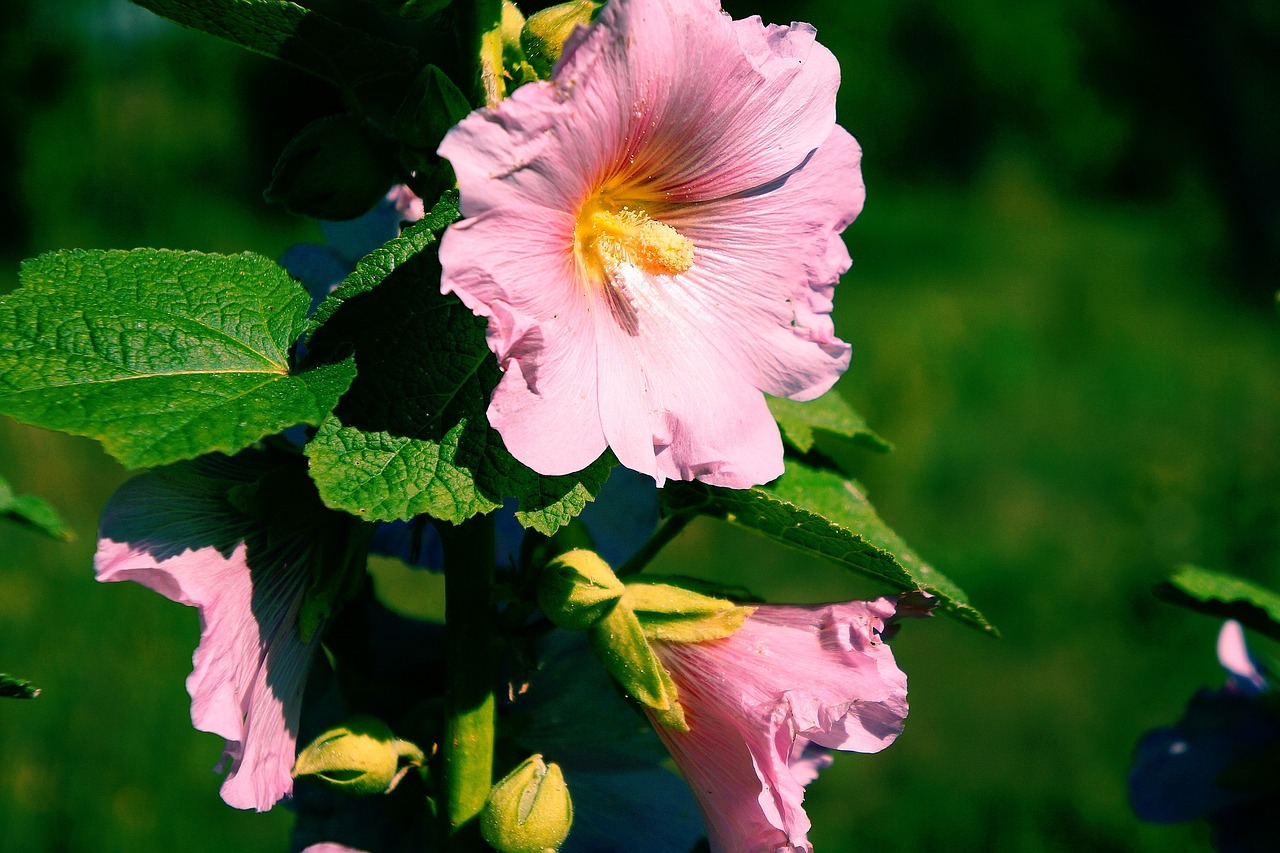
(2, 0), (1277, 851)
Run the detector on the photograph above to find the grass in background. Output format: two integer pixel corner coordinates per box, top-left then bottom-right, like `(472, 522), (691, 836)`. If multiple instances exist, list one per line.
(4, 2), (1279, 851)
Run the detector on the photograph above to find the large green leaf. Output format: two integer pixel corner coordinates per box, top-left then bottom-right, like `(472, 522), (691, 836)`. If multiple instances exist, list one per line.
(131, 0), (417, 88)
(305, 194), (613, 534)
(767, 393), (891, 454)
(662, 460), (995, 634)
(0, 250), (355, 469)
(0, 475), (70, 540)
(1157, 565), (1280, 642)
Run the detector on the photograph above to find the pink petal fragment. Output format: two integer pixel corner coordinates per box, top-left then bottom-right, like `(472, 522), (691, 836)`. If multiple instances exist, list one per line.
(95, 460), (321, 811)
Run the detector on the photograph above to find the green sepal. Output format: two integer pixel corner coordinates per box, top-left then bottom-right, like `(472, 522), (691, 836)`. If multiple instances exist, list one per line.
(622, 581), (755, 644)
(0, 475), (70, 540)
(293, 714), (425, 795)
(0, 673), (40, 700)
(265, 115), (397, 221)
(1156, 565), (1280, 643)
(767, 393), (892, 455)
(0, 249), (355, 470)
(588, 604), (685, 729)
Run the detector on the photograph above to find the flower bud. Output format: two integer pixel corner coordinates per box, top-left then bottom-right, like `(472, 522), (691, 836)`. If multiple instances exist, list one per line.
(480, 755), (573, 853)
(292, 715), (424, 795)
(537, 549), (624, 631)
(521, 1), (601, 79)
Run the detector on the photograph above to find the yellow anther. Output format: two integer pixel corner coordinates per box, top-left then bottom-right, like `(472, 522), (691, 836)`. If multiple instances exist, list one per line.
(576, 203), (694, 278)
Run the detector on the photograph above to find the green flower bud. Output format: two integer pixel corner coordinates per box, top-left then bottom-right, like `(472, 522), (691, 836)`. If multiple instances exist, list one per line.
(481, 755), (573, 853)
(537, 549), (624, 631)
(520, 1), (601, 79)
(292, 715), (425, 795)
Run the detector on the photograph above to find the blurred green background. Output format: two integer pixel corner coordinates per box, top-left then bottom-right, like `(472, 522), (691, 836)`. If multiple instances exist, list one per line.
(2, 0), (1279, 850)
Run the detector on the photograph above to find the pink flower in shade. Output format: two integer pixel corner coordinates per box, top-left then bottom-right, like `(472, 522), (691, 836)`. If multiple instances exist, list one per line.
(645, 597), (924, 853)
(439, 0), (861, 488)
(94, 455), (326, 811)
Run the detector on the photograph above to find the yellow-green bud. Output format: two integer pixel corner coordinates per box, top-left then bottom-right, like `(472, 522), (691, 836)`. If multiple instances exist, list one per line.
(537, 549), (624, 631)
(520, 1), (601, 79)
(292, 715), (424, 795)
(480, 755), (573, 853)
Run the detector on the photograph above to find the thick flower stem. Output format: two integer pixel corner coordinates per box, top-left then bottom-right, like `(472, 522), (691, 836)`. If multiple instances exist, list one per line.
(440, 514), (497, 848)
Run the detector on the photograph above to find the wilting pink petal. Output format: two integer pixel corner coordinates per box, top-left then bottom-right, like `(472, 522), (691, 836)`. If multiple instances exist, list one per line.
(95, 456), (323, 811)
(646, 598), (913, 853)
(439, 0), (860, 488)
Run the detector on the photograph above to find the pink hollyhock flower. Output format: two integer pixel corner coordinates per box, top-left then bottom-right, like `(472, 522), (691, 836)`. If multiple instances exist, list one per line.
(646, 597), (922, 853)
(439, 0), (860, 488)
(95, 455), (326, 811)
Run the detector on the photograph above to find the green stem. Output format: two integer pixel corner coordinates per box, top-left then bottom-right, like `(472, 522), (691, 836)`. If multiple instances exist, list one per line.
(441, 514), (497, 847)
(616, 511), (694, 577)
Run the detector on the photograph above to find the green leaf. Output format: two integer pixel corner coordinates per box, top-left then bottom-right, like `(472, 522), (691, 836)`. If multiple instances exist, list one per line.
(131, 0), (417, 89)
(662, 459), (995, 634)
(394, 65), (473, 152)
(0, 250), (355, 469)
(0, 673), (40, 700)
(366, 0), (453, 21)
(1157, 565), (1280, 642)
(767, 394), (891, 455)
(0, 475), (70, 540)
(265, 115), (398, 221)
(305, 194), (613, 534)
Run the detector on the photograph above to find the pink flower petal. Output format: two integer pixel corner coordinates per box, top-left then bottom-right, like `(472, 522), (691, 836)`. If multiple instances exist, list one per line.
(592, 264), (784, 487)
(95, 457), (322, 811)
(665, 126), (862, 401)
(647, 599), (911, 853)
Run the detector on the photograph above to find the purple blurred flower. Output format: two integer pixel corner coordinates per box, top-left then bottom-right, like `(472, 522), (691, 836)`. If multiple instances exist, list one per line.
(1130, 621), (1280, 851)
